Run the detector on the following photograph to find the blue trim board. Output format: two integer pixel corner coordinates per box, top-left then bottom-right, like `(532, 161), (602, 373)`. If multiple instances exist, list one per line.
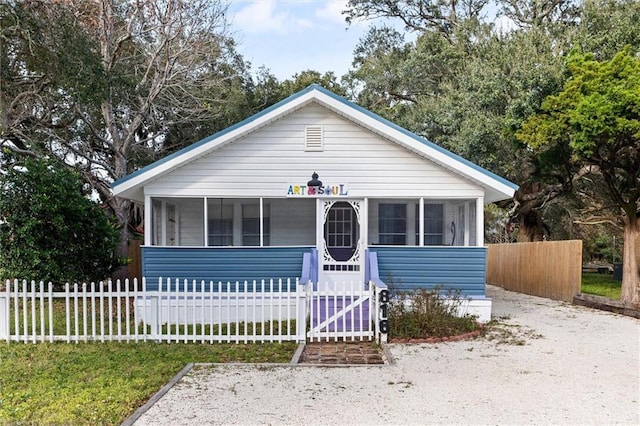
(369, 246), (487, 297)
(142, 246), (311, 291)
(113, 84), (518, 191)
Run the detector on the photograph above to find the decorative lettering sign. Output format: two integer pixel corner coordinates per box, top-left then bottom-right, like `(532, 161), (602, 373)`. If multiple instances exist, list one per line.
(286, 183), (349, 197)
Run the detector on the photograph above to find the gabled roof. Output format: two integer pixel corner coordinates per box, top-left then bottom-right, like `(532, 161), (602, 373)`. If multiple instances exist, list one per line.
(112, 84), (518, 202)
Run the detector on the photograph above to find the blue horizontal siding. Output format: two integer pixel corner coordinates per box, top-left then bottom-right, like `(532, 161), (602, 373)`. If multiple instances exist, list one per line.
(369, 246), (487, 296)
(142, 246), (311, 291)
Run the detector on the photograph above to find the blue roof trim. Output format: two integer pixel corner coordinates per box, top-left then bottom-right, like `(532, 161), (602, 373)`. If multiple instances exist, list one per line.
(113, 83), (518, 191)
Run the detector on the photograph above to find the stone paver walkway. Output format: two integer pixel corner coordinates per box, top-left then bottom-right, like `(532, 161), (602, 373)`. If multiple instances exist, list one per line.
(298, 341), (386, 365)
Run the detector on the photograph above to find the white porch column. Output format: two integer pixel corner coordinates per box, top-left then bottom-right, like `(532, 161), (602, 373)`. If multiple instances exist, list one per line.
(203, 198), (208, 246)
(144, 195), (152, 246)
(463, 202), (470, 246)
(259, 197), (264, 247)
(476, 196), (484, 246)
(363, 197), (369, 247)
(419, 198), (424, 246)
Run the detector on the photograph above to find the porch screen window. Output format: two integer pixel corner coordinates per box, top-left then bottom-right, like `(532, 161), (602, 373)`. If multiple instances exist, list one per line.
(242, 203), (270, 246)
(151, 199), (177, 246)
(152, 200), (162, 245)
(378, 204), (406, 245)
(208, 200), (233, 246)
(416, 204), (444, 245)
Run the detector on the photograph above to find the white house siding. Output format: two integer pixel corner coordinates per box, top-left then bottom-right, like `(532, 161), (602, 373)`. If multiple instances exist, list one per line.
(144, 104), (484, 199)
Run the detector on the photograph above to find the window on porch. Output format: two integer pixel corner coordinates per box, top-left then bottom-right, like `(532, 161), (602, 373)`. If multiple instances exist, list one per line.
(208, 199), (233, 246)
(416, 203), (444, 245)
(378, 203), (407, 245)
(368, 199), (479, 247)
(242, 203), (270, 246)
(149, 197), (314, 247)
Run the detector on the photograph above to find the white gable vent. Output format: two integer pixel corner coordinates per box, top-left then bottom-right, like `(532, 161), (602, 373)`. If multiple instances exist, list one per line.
(305, 125), (324, 151)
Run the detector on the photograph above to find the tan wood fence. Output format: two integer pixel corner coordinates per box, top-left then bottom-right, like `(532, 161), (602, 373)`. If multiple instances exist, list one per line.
(486, 240), (583, 302)
(126, 239), (142, 281)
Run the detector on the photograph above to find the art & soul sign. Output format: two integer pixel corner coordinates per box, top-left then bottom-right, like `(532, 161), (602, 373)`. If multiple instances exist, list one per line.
(286, 183), (349, 197)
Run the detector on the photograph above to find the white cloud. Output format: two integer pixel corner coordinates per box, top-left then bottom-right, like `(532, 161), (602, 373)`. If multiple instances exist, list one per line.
(314, 1), (368, 28)
(228, 1), (371, 79)
(314, 1), (345, 24)
(232, 0), (318, 35)
(232, 1), (288, 34)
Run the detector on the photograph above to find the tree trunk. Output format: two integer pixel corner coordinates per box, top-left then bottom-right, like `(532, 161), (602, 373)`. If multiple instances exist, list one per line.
(110, 196), (131, 285)
(620, 215), (640, 306)
(517, 209), (546, 242)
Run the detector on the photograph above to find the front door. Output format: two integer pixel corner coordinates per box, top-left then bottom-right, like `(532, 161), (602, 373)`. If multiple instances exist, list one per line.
(317, 200), (364, 288)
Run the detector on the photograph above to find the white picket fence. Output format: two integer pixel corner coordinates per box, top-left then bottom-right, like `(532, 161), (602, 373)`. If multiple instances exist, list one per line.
(0, 278), (388, 344)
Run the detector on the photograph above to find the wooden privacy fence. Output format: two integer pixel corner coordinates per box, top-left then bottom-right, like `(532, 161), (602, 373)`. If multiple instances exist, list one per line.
(486, 240), (583, 301)
(0, 278), (387, 344)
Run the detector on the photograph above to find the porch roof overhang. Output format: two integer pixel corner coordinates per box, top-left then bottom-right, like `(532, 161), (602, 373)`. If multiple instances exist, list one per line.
(111, 84), (518, 203)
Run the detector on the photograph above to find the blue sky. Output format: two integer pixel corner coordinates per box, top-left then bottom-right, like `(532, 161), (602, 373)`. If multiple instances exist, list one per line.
(227, 1), (511, 81)
(227, 0), (372, 80)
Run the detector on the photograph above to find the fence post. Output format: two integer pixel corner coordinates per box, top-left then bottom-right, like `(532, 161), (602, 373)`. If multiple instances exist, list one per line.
(296, 281), (308, 343)
(0, 280), (9, 341)
(149, 294), (160, 342)
(373, 281), (389, 345)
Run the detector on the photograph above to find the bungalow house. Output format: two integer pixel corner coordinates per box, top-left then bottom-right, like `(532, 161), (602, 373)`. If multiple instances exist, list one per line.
(111, 84), (517, 323)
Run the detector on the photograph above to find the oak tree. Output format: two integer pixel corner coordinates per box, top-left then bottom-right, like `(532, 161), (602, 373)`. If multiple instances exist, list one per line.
(518, 48), (640, 305)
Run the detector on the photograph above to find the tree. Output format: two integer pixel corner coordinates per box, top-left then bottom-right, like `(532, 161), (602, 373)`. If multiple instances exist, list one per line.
(345, 0), (490, 41)
(343, 6), (574, 241)
(343, 0), (640, 242)
(518, 48), (640, 305)
(0, 155), (119, 287)
(1, 0), (247, 280)
(281, 70), (347, 97)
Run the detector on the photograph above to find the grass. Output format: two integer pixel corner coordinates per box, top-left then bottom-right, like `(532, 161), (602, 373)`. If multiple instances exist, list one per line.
(0, 341), (297, 425)
(581, 272), (621, 299)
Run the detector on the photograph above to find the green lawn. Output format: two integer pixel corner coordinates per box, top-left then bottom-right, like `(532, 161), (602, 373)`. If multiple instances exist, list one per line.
(0, 341), (297, 425)
(581, 272), (621, 299)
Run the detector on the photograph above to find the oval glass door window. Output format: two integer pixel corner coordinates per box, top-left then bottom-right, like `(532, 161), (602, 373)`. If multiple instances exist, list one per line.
(324, 202), (359, 262)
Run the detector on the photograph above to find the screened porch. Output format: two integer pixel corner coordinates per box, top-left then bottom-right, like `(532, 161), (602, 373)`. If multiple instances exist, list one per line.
(146, 197), (483, 249)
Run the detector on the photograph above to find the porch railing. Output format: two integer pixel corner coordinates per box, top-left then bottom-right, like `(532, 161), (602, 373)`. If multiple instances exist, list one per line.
(0, 278), (388, 344)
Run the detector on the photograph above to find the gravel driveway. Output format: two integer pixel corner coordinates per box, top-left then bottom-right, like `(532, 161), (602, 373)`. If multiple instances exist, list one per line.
(129, 285), (639, 425)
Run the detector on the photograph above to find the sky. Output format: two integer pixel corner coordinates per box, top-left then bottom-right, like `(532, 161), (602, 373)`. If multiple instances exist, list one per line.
(226, 1), (512, 82)
(227, 0), (373, 81)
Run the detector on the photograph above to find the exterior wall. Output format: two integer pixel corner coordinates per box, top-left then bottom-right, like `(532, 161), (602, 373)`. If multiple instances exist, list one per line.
(144, 104), (484, 199)
(142, 246), (311, 291)
(369, 246), (487, 296)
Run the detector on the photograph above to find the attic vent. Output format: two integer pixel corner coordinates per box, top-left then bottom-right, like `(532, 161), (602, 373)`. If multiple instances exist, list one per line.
(305, 126), (324, 151)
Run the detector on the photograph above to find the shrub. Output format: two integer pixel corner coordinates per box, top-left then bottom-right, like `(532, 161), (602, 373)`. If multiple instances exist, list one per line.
(0, 155), (119, 288)
(387, 286), (479, 339)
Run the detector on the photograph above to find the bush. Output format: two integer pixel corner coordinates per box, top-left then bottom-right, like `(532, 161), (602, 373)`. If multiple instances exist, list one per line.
(0, 155), (119, 287)
(387, 287), (479, 339)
